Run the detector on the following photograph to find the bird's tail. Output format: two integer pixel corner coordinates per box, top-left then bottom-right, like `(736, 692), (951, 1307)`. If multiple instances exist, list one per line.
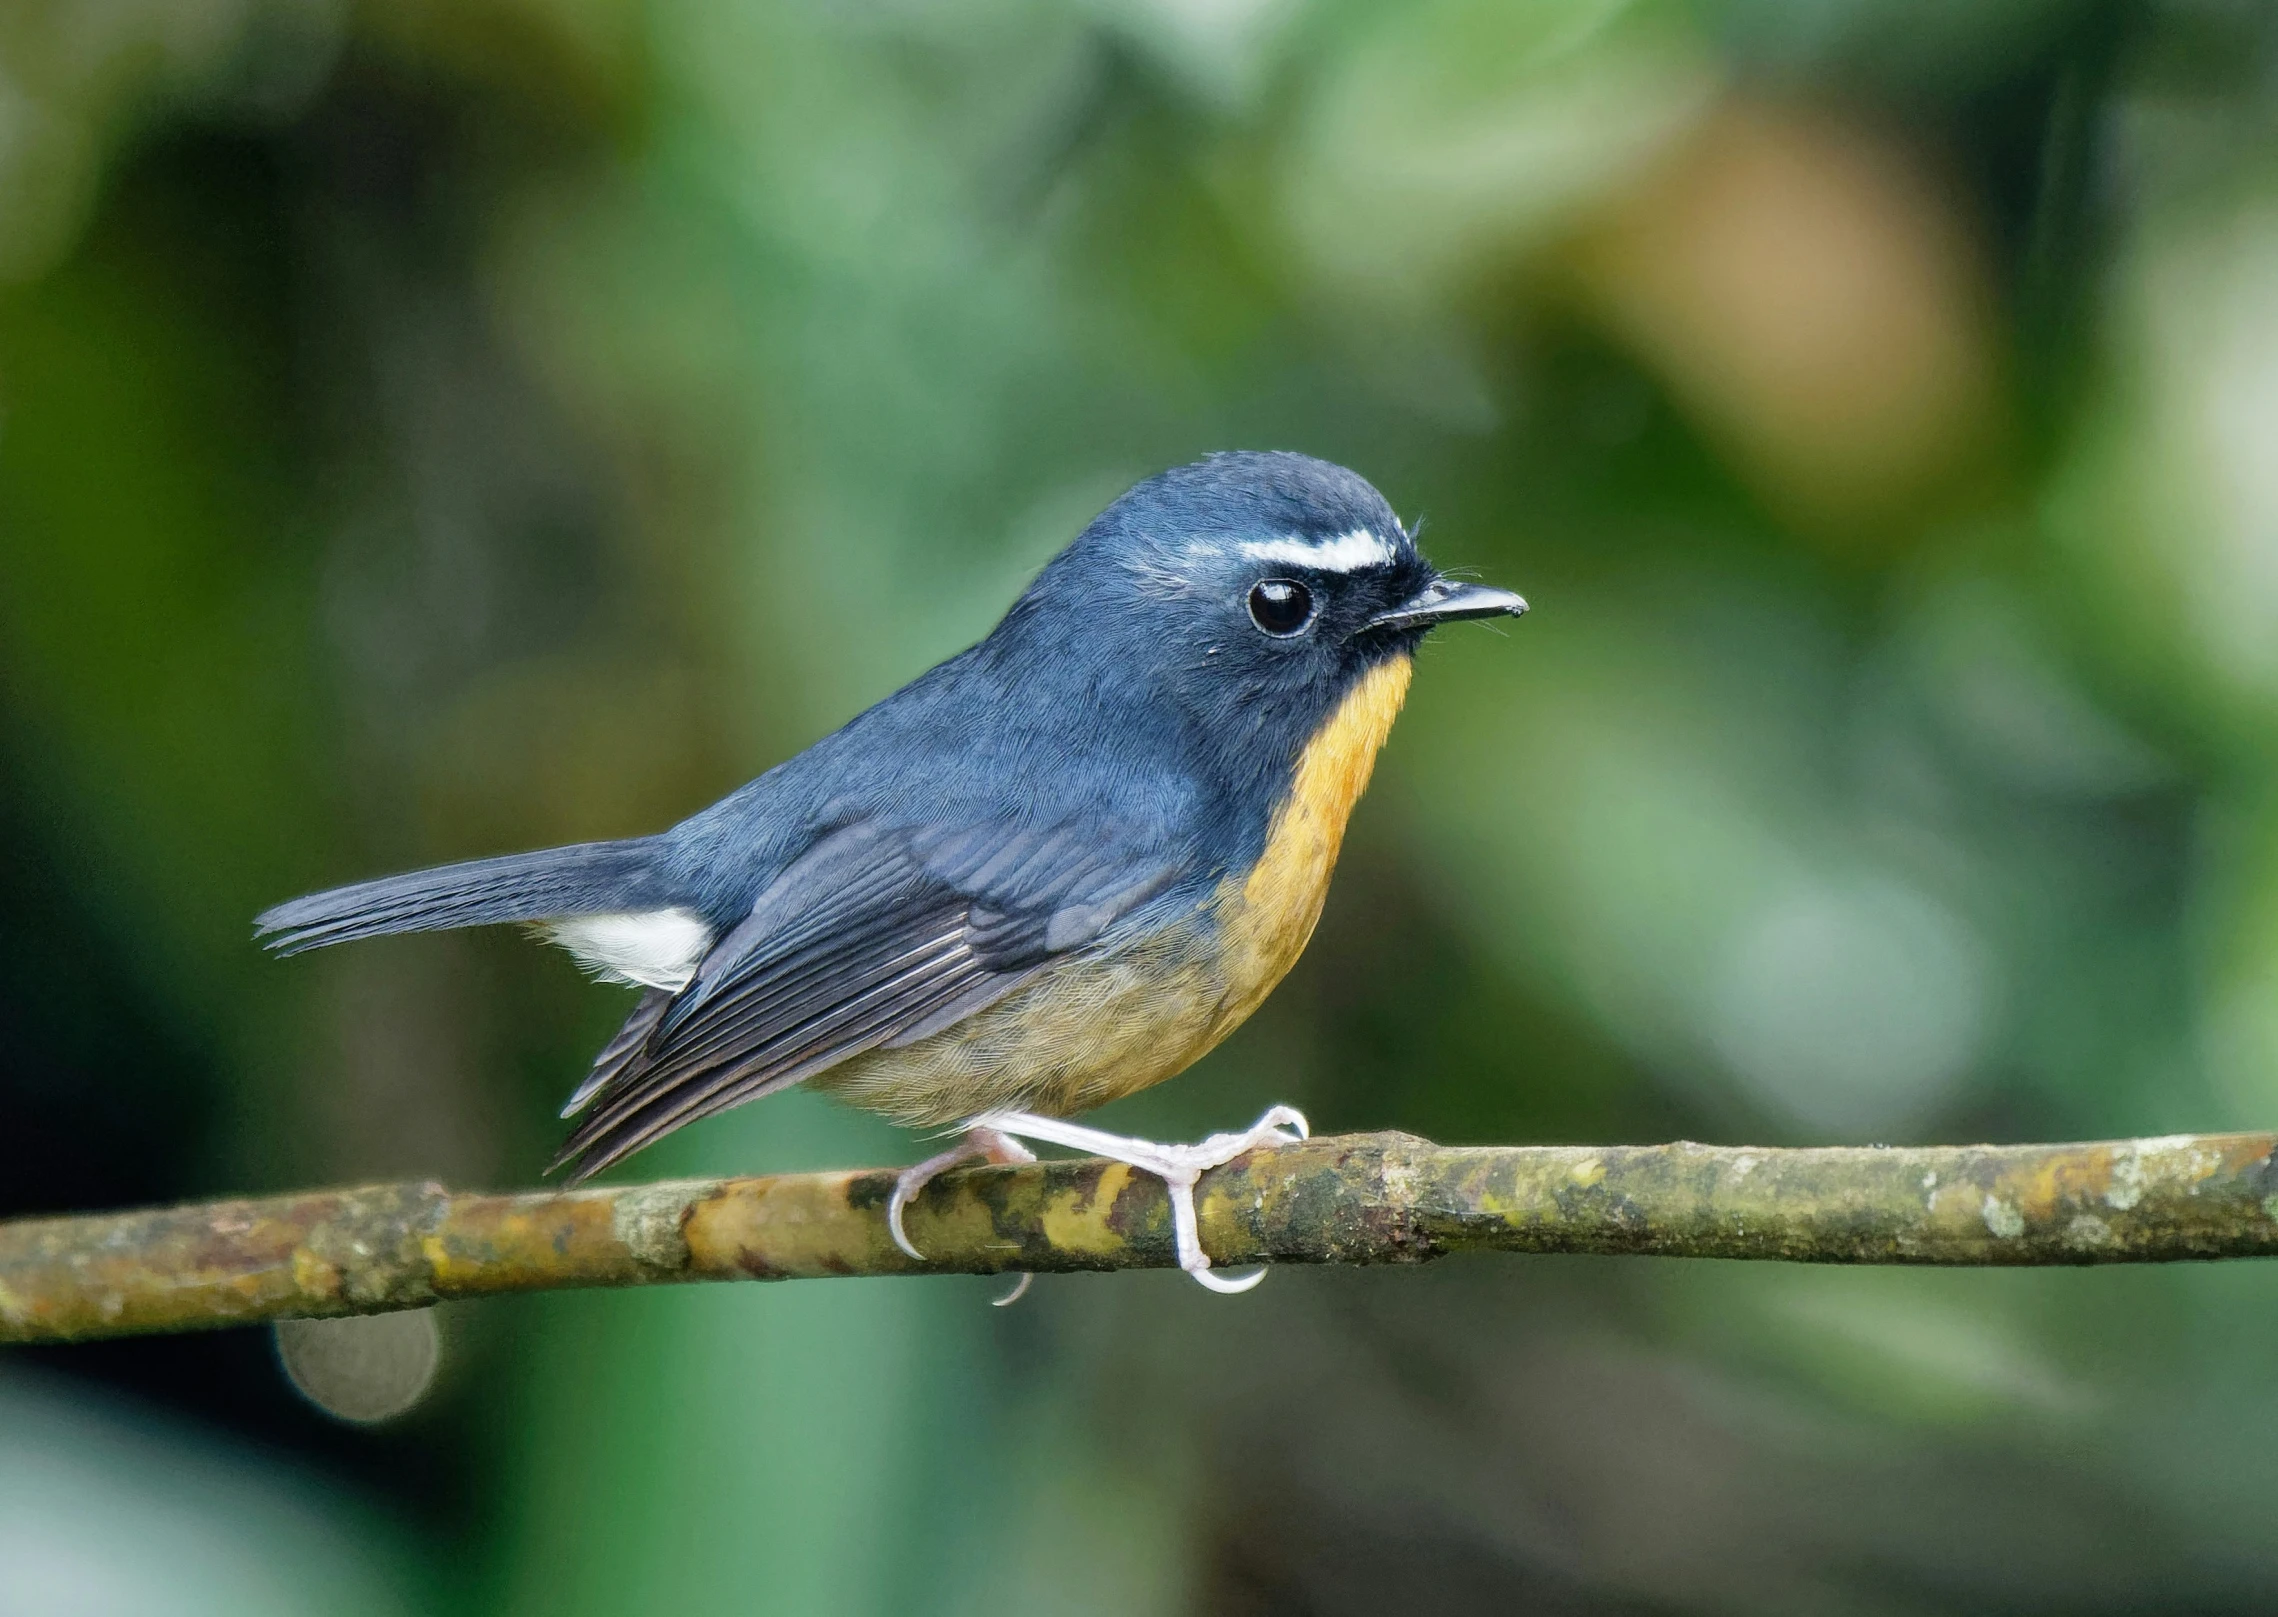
(255, 839), (674, 956)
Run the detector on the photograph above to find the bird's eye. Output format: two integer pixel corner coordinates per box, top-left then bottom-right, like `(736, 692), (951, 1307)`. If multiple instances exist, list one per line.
(1247, 578), (1315, 637)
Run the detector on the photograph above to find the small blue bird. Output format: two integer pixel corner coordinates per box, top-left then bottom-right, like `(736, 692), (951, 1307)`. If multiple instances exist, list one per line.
(258, 452), (1524, 1291)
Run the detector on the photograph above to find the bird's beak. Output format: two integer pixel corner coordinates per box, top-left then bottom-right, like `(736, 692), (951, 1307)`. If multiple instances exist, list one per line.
(1368, 578), (1529, 633)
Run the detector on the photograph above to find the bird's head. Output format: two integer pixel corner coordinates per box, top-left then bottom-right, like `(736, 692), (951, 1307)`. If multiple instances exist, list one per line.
(989, 452), (1525, 770)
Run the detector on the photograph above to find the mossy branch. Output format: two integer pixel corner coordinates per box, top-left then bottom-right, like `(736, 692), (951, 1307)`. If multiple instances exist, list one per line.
(6, 1130), (2278, 1344)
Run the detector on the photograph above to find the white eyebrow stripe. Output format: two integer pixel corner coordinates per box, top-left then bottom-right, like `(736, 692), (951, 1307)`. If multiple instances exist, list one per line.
(1236, 529), (1398, 573)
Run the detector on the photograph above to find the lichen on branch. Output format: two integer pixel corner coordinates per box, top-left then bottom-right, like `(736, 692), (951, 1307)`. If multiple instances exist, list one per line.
(5, 1130), (2277, 1345)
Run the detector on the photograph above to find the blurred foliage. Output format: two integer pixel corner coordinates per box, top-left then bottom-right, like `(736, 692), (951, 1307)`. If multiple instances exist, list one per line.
(5, 0), (2278, 1610)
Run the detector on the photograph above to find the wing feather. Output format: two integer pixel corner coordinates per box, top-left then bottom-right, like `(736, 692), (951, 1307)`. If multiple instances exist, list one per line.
(549, 818), (1183, 1179)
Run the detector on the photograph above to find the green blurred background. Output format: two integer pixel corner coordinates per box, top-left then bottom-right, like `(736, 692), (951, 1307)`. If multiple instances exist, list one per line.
(5, 0), (2278, 1610)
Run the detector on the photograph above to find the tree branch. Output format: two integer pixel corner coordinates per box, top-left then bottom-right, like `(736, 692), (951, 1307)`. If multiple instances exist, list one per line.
(5, 1130), (2277, 1344)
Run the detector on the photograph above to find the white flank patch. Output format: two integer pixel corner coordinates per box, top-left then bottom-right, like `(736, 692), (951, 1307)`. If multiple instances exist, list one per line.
(545, 908), (714, 992)
(1237, 528), (1398, 574)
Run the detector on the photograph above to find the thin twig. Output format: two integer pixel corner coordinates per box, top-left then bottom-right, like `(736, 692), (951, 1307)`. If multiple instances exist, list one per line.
(4, 1130), (2276, 1344)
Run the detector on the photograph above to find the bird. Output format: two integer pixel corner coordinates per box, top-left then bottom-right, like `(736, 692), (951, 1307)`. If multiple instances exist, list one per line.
(256, 451), (1526, 1293)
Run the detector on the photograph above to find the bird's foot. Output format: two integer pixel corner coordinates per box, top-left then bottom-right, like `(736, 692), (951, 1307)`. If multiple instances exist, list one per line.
(889, 1128), (1038, 1306)
(970, 1105), (1309, 1293)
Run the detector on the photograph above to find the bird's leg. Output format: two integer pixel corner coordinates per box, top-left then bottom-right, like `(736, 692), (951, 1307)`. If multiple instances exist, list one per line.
(888, 1127), (1037, 1265)
(968, 1105), (1309, 1294)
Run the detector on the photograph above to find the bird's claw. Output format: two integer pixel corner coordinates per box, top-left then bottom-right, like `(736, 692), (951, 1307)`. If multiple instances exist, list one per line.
(887, 1128), (1037, 1265)
(968, 1104), (1309, 1293)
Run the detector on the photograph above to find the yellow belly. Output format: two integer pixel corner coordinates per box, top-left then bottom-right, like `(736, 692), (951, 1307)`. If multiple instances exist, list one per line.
(816, 655), (1415, 1127)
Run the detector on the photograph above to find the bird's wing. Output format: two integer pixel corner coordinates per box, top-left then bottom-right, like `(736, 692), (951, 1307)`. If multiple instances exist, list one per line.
(549, 818), (1185, 1179)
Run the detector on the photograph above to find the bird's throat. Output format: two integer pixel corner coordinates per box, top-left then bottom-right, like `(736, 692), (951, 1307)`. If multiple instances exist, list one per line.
(1215, 653), (1414, 1027)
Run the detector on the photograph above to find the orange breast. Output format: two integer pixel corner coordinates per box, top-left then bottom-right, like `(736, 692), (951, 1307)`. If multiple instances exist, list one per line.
(1207, 653), (1414, 1036)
